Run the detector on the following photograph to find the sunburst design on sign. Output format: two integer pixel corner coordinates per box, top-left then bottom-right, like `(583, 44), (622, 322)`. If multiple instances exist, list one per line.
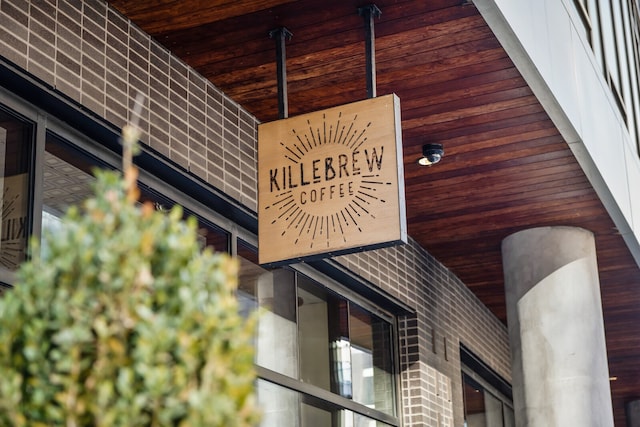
(263, 112), (392, 250)
(258, 93), (405, 266)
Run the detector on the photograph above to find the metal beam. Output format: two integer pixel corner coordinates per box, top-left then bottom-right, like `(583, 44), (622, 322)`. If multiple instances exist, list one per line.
(358, 4), (381, 98)
(269, 27), (293, 119)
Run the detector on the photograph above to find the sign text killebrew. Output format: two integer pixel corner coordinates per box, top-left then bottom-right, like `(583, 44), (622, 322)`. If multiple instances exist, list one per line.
(258, 94), (406, 265)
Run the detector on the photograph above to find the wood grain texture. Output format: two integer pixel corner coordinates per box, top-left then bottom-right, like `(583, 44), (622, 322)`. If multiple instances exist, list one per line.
(258, 94), (405, 264)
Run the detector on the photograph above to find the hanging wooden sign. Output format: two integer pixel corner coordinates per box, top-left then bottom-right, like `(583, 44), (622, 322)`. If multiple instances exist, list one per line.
(258, 94), (406, 266)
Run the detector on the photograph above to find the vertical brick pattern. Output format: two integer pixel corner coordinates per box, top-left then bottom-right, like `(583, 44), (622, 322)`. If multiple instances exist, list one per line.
(0, 0), (259, 210)
(2, 2), (511, 426)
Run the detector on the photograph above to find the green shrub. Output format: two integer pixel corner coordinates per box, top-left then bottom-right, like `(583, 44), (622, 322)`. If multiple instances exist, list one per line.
(0, 166), (259, 427)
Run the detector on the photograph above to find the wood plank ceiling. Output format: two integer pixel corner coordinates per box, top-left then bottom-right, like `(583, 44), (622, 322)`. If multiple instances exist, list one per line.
(108, 0), (640, 425)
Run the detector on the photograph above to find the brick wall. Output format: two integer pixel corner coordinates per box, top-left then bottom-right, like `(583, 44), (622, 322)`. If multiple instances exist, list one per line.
(0, 0), (259, 208)
(337, 240), (511, 425)
(0, 1), (511, 426)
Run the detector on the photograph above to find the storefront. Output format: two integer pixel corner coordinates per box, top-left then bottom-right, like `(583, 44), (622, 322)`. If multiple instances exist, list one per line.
(0, 2), (518, 425)
(0, 84), (409, 424)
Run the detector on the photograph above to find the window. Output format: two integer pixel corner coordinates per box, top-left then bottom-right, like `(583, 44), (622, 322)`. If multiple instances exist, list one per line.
(40, 132), (109, 256)
(0, 106), (34, 284)
(238, 240), (399, 426)
(41, 132), (230, 256)
(574, 0), (593, 42)
(599, 0), (627, 117)
(0, 103), (232, 281)
(256, 379), (395, 427)
(625, 0), (640, 154)
(574, 0), (640, 153)
(461, 345), (514, 427)
(463, 374), (514, 427)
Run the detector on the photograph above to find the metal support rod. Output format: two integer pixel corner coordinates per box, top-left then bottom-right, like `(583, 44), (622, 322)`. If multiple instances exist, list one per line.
(269, 27), (293, 119)
(358, 4), (381, 99)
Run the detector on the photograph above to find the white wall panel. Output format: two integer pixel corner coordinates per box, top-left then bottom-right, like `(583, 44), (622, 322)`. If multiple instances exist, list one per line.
(475, 0), (640, 264)
(545, 0), (581, 133)
(624, 142), (640, 239)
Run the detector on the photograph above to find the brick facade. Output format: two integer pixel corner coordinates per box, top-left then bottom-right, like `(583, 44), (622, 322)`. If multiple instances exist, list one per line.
(338, 241), (510, 425)
(0, 0), (511, 425)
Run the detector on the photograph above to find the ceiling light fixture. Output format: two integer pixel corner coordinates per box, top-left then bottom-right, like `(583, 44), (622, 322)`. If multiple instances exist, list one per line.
(417, 143), (444, 166)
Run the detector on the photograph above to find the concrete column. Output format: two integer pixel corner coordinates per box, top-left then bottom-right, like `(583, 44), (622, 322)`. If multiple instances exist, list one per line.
(502, 226), (613, 427)
(628, 400), (640, 427)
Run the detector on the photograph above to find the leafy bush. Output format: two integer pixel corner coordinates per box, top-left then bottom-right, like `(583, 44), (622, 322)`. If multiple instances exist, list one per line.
(0, 166), (259, 427)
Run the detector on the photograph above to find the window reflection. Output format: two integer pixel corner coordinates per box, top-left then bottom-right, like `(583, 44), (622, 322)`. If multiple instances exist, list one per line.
(349, 304), (395, 414)
(0, 108), (33, 272)
(463, 377), (485, 427)
(256, 379), (394, 427)
(463, 373), (514, 427)
(237, 241), (298, 378)
(238, 257), (397, 419)
(328, 296), (353, 399)
(256, 379), (300, 427)
(138, 186), (230, 253)
(298, 276), (331, 390)
(299, 277), (395, 415)
(41, 133), (229, 256)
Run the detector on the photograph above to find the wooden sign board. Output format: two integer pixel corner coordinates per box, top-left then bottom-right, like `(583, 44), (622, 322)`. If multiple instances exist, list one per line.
(258, 94), (407, 266)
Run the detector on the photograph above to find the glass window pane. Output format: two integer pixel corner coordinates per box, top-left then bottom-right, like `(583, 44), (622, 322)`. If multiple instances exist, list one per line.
(42, 134), (101, 244)
(298, 275), (331, 391)
(328, 295), (352, 399)
(257, 381), (395, 427)
(138, 186), (230, 253)
(349, 303), (395, 416)
(336, 410), (393, 427)
(463, 371), (513, 427)
(249, 265), (397, 425)
(301, 399), (332, 426)
(237, 241), (260, 319)
(298, 276), (396, 416)
(197, 220), (229, 252)
(463, 377), (486, 427)
(298, 275), (396, 415)
(257, 379), (300, 427)
(237, 241), (298, 377)
(589, 0), (604, 70)
(42, 133), (230, 256)
(484, 391), (504, 427)
(503, 404), (515, 427)
(0, 108), (33, 272)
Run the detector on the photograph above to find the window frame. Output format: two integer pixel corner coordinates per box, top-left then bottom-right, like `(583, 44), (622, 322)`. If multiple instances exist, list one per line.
(626, 0), (640, 154)
(237, 241), (402, 426)
(574, 0), (640, 149)
(0, 88), (40, 286)
(461, 344), (514, 427)
(574, 0), (594, 44)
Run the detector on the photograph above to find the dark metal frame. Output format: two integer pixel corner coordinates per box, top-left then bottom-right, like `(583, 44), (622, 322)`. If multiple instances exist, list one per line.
(269, 27), (293, 119)
(358, 4), (382, 99)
